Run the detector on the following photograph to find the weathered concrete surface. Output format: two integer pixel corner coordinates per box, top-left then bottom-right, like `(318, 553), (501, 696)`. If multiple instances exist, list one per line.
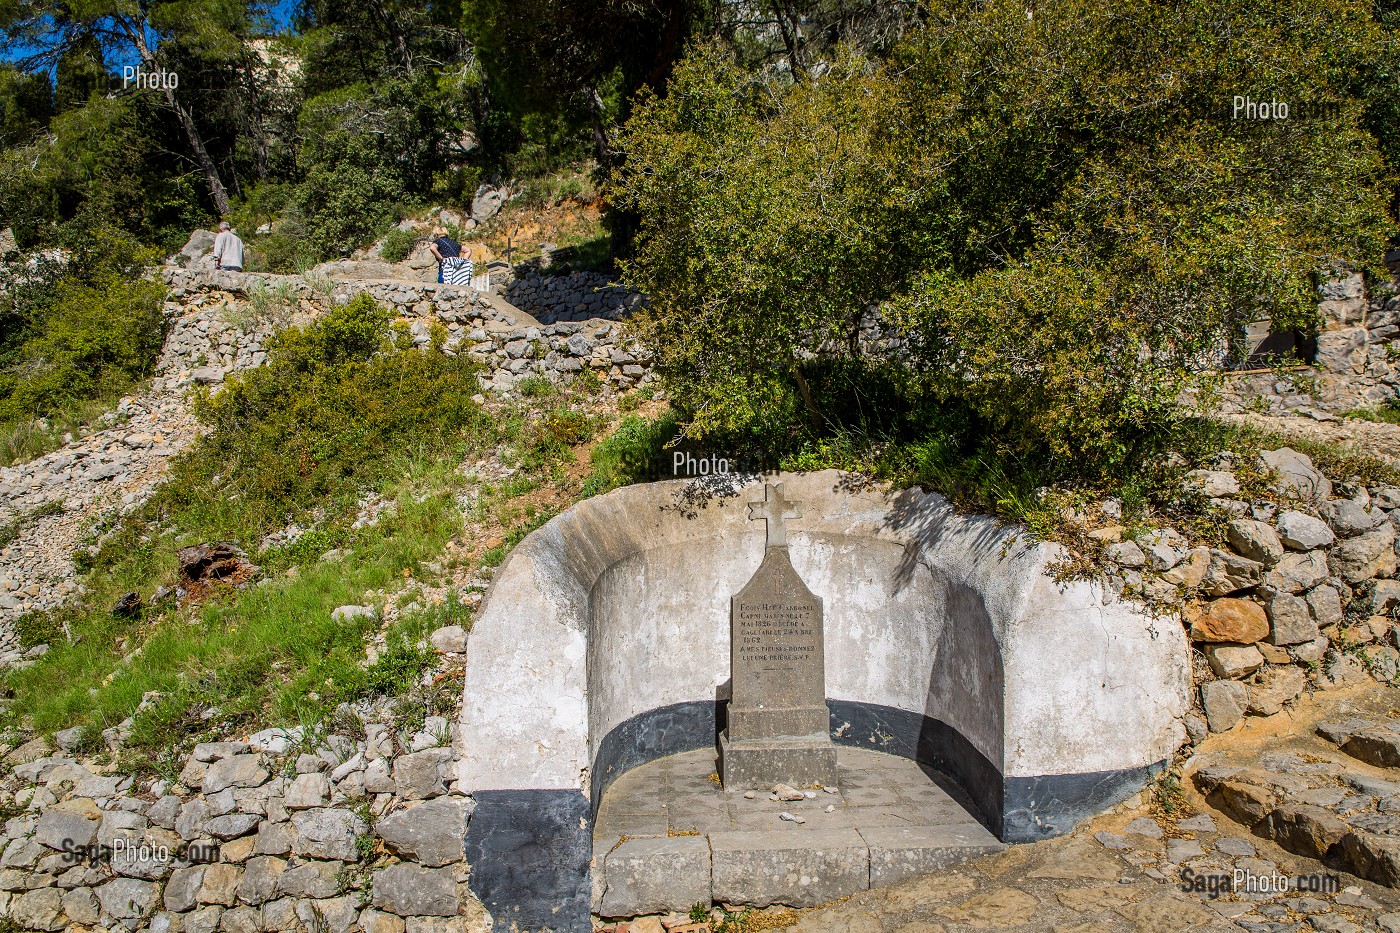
(457, 470), (1189, 800)
(710, 828), (870, 908)
(596, 836), (710, 918)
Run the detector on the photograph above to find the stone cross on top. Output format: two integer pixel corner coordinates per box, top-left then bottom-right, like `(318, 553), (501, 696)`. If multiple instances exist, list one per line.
(748, 482), (801, 550)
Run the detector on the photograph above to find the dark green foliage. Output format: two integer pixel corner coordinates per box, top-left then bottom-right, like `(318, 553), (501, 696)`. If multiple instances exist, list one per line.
(355, 634), (436, 698)
(582, 410), (680, 496)
(618, 0), (1396, 479)
(379, 227), (419, 264)
(0, 228), (164, 429)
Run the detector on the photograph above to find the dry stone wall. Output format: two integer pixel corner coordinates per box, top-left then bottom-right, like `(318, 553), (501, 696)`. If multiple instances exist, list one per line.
(161, 270), (656, 394)
(1219, 273), (1400, 418)
(502, 271), (643, 324)
(0, 672), (494, 933)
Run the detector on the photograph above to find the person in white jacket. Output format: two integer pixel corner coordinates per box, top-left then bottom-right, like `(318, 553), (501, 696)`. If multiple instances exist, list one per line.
(212, 222), (244, 272)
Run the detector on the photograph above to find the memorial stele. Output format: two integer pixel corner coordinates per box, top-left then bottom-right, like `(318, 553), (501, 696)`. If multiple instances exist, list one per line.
(719, 481), (839, 789)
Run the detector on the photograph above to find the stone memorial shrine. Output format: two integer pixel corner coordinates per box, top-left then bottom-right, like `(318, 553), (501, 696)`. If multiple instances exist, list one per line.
(456, 471), (1190, 932)
(719, 483), (838, 789)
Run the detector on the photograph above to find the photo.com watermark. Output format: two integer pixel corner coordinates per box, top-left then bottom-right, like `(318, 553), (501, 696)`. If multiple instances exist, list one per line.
(58, 836), (217, 867)
(122, 66), (179, 90)
(1180, 866), (1341, 898)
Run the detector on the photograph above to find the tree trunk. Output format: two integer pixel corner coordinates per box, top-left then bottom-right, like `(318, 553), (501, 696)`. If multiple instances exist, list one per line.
(587, 86), (611, 168)
(128, 25), (231, 215)
(791, 363), (824, 428)
(164, 86), (232, 216)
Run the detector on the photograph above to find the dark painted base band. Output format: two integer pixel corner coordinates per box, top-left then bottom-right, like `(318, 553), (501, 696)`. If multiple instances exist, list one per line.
(468, 699), (1163, 931)
(464, 789), (592, 933)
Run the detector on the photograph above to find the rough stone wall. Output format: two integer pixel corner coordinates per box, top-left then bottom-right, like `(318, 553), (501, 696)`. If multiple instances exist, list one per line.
(161, 269), (657, 394)
(0, 686), (494, 933)
(1089, 447), (1400, 747)
(1218, 273), (1400, 418)
(503, 271), (644, 324)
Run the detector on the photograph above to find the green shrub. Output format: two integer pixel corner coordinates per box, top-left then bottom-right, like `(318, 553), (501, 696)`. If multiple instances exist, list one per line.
(582, 411), (678, 496)
(0, 228), (164, 433)
(159, 294), (484, 537)
(379, 228), (419, 264)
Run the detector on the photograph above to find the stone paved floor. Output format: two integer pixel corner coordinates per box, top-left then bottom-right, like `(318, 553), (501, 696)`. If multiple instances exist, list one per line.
(593, 747), (1002, 916)
(595, 747), (995, 841)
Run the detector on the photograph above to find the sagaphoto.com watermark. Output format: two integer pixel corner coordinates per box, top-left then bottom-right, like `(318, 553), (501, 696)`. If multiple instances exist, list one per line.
(1228, 94), (1345, 123)
(1181, 866), (1341, 898)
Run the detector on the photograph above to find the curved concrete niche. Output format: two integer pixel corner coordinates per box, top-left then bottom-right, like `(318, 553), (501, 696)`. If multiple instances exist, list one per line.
(458, 471), (1189, 932)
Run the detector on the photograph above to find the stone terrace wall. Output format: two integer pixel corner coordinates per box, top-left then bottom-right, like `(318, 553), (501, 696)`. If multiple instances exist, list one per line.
(503, 271), (644, 324)
(1219, 273), (1399, 418)
(161, 269), (657, 394)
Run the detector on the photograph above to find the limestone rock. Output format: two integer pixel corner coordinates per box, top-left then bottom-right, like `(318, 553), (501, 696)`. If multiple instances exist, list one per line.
(165, 865), (205, 912)
(197, 862), (241, 906)
(360, 909), (407, 933)
(1305, 585), (1345, 628)
(1341, 730), (1400, 768)
(1276, 511), (1335, 551)
(1261, 588), (1319, 646)
(1161, 547), (1210, 587)
(1258, 448), (1332, 502)
(13, 887), (65, 931)
(1107, 541), (1146, 568)
(375, 796), (474, 867)
(284, 772), (330, 810)
(97, 877), (157, 919)
(429, 625), (468, 653)
(203, 813), (261, 839)
(1209, 780), (1275, 827)
(1247, 666), (1306, 716)
(1341, 831), (1400, 887)
(1227, 519), (1284, 568)
(1185, 469), (1239, 497)
(202, 755), (268, 794)
(277, 859), (342, 899)
(1323, 653), (1369, 687)
(1263, 550), (1330, 594)
(295, 895), (359, 933)
(1372, 580), (1400, 614)
(61, 886), (99, 925)
(392, 747), (452, 800)
(1190, 598), (1268, 644)
(331, 604), (375, 622)
(1136, 529), (1188, 571)
(1259, 805), (1349, 860)
(1205, 643), (1264, 679)
(1323, 498), (1386, 538)
(371, 864), (459, 917)
(35, 808), (97, 850)
(1201, 550), (1263, 597)
(1200, 680), (1248, 732)
(290, 807), (368, 862)
(236, 856), (284, 905)
(1330, 524), (1397, 583)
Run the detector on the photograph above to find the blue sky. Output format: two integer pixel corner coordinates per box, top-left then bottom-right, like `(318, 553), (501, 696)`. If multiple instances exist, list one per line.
(2, 0), (300, 71)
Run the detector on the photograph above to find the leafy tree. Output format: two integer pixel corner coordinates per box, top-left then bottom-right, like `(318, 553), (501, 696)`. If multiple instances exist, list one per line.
(0, 65), (52, 148)
(0, 228), (164, 426)
(2, 0), (259, 214)
(617, 0), (1396, 473)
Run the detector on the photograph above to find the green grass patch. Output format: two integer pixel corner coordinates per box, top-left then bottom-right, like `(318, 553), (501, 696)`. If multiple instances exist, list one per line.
(1347, 398), (1400, 426)
(5, 470), (462, 751)
(0, 295), (598, 760)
